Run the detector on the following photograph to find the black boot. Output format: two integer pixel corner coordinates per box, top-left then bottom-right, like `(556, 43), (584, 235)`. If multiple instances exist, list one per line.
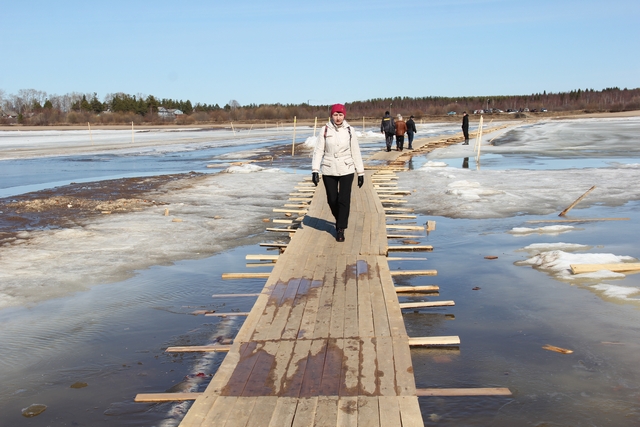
(336, 228), (345, 242)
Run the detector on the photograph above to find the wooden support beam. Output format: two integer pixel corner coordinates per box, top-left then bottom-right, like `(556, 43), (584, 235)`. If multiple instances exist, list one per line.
(426, 220), (436, 231)
(272, 219), (294, 224)
(416, 388), (512, 397)
(205, 312), (250, 317)
(259, 243), (288, 248)
(166, 345), (232, 353)
(386, 225), (424, 230)
(387, 234), (422, 239)
(395, 285), (440, 293)
(245, 254), (279, 261)
(212, 293), (261, 297)
(570, 263), (640, 274)
(272, 208), (307, 213)
(380, 199), (408, 203)
(266, 227), (297, 233)
(399, 301), (454, 309)
(526, 218), (629, 223)
(383, 207), (414, 212)
(385, 214), (417, 219)
(135, 393), (202, 402)
(391, 270), (437, 276)
(222, 272), (270, 279)
(408, 336), (460, 346)
(387, 257), (428, 261)
(388, 245), (433, 251)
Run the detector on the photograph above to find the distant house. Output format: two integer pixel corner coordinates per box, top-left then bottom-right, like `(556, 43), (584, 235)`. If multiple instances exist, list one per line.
(158, 107), (184, 119)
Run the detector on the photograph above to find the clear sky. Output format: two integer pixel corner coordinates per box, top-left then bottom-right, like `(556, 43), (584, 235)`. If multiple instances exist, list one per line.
(1, 0), (638, 107)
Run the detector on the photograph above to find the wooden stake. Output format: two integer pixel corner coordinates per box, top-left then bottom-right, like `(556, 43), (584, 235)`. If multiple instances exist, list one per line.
(559, 185), (596, 216)
(88, 122), (93, 145)
(291, 116), (297, 156)
(313, 117), (317, 137)
(131, 121), (134, 143)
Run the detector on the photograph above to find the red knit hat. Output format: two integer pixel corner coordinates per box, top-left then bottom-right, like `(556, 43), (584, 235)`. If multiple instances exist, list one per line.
(330, 103), (346, 116)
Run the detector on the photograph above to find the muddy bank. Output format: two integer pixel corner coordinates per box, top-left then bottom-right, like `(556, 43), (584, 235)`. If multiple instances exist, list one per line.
(0, 173), (203, 245)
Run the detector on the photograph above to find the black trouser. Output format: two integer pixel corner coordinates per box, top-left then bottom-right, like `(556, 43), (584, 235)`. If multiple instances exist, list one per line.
(385, 133), (394, 150)
(396, 135), (404, 150)
(463, 128), (469, 140)
(407, 132), (414, 148)
(322, 173), (354, 230)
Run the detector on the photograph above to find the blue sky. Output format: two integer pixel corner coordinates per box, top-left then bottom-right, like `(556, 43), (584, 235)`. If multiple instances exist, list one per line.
(1, 0), (638, 106)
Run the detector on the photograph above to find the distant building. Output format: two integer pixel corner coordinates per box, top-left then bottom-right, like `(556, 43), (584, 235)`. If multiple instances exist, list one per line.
(158, 107), (184, 119)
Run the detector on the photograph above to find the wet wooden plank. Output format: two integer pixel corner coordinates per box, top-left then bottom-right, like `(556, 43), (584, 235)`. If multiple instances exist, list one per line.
(177, 394), (217, 426)
(312, 255), (338, 339)
(299, 339), (329, 397)
(336, 396), (358, 427)
(416, 387), (512, 396)
(319, 338), (343, 396)
(356, 259), (375, 338)
(340, 338), (360, 396)
(368, 257), (391, 337)
(242, 341), (281, 396)
(376, 336), (397, 396)
(329, 256), (347, 338)
(221, 341), (261, 396)
(343, 256), (359, 338)
(359, 337), (377, 396)
(391, 336), (417, 396)
(281, 339), (312, 398)
(377, 256), (408, 338)
(296, 254), (328, 340)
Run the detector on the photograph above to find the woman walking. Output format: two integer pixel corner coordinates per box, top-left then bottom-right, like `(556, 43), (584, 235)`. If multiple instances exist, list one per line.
(311, 103), (365, 242)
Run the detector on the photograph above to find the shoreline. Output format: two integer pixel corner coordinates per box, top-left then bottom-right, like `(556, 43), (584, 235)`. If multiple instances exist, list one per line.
(2, 110), (638, 132)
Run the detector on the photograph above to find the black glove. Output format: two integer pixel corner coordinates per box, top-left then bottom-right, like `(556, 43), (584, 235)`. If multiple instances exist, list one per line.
(312, 172), (319, 186)
(357, 175), (364, 188)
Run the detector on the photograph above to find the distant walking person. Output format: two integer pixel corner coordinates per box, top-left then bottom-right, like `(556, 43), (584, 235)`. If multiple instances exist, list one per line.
(395, 114), (407, 151)
(380, 111), (395, 152)
(462, 111), (470, 145)
(406, 115), (417, 149)
(312, 104), (365, 243)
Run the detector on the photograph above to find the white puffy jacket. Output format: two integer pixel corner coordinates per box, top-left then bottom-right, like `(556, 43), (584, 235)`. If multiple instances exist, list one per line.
(312, 120), (365, 177)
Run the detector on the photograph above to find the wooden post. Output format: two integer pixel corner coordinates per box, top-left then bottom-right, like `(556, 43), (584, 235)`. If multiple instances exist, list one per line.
(230, 121), (236, 137)
(291, 116), (297, 156)
(131, 121), (134, 143)
(88, 122), (93, 145)
(559, 185), (596, 216)
(475, 115), (484, 163)
(248, 124), (253, 134)
(362, 116), (365, 133)
(313, 117), (317, 137)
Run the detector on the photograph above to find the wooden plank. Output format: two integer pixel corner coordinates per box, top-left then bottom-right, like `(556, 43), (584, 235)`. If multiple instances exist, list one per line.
(397, 396), (424, 427)
(387, 245), (433, 251)
(359, 338), (377, 395)
(204, 312), (250, 317)
(267, 397), (298, 427)
(391, 337), (416, 396)
(266, 227), (298, 233)
(177, 394), (218, 426)
(292, 397), (319, 427)
(394, 285), (439, 293)
(376, 336), (396, 395)
(386, 225), (424, 230)
(390, 270), (437, 276)
(357, 259), (375, 338)
(319, 338), (343, 395)
(297, 254), (328, 340)
(336, 396), (358, 427)
(357, 396), (380, 426)
(416, 388), (512, 396)
(268, 339), (296, 396)
(340, 338), (360, 396)
(223, 396), (257, 427)
(212, 293), (261, 297)
(368, 257), (391, 337)
(222, 272), (270, 279)
(559, 185), (596, 216)
(281, 339), (312, 398)
(313, 254), (338, 339)
(377, 256), (409, 338)
(526, 217), (629, 223)
(299, 339), (329, 397)
(243, 341), (281, 396)
(387, 257), (428, 261)
(135, 392), (201, 402)
(312, 396), (339, 427)
(166, 345), (232, 353)
(378, 396), (402, 427)
(571, 263), (640, 274)
(343, 256), (359, 338)
(398, 301), (455, 309)
(408, 336), (461, 346)
(246, 255), (279, 260)
(329, 257), (347, 338)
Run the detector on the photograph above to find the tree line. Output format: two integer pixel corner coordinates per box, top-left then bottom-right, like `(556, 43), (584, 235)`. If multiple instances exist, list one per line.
(1, 87), (639, 126)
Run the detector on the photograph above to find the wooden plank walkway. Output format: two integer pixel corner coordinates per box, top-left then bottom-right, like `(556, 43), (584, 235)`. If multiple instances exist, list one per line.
(178, 171), (424, 426)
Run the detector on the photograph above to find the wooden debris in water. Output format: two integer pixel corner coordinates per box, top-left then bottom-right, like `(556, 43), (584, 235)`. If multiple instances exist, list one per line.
(542, 344), (573, 354)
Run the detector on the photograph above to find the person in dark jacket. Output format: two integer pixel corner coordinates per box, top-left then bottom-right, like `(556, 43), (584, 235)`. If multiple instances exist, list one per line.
(380, 111), (395, 152)
(406, 115), (417, 149)
(462, 111), (469, 145)
(395, 114), (407, 151)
